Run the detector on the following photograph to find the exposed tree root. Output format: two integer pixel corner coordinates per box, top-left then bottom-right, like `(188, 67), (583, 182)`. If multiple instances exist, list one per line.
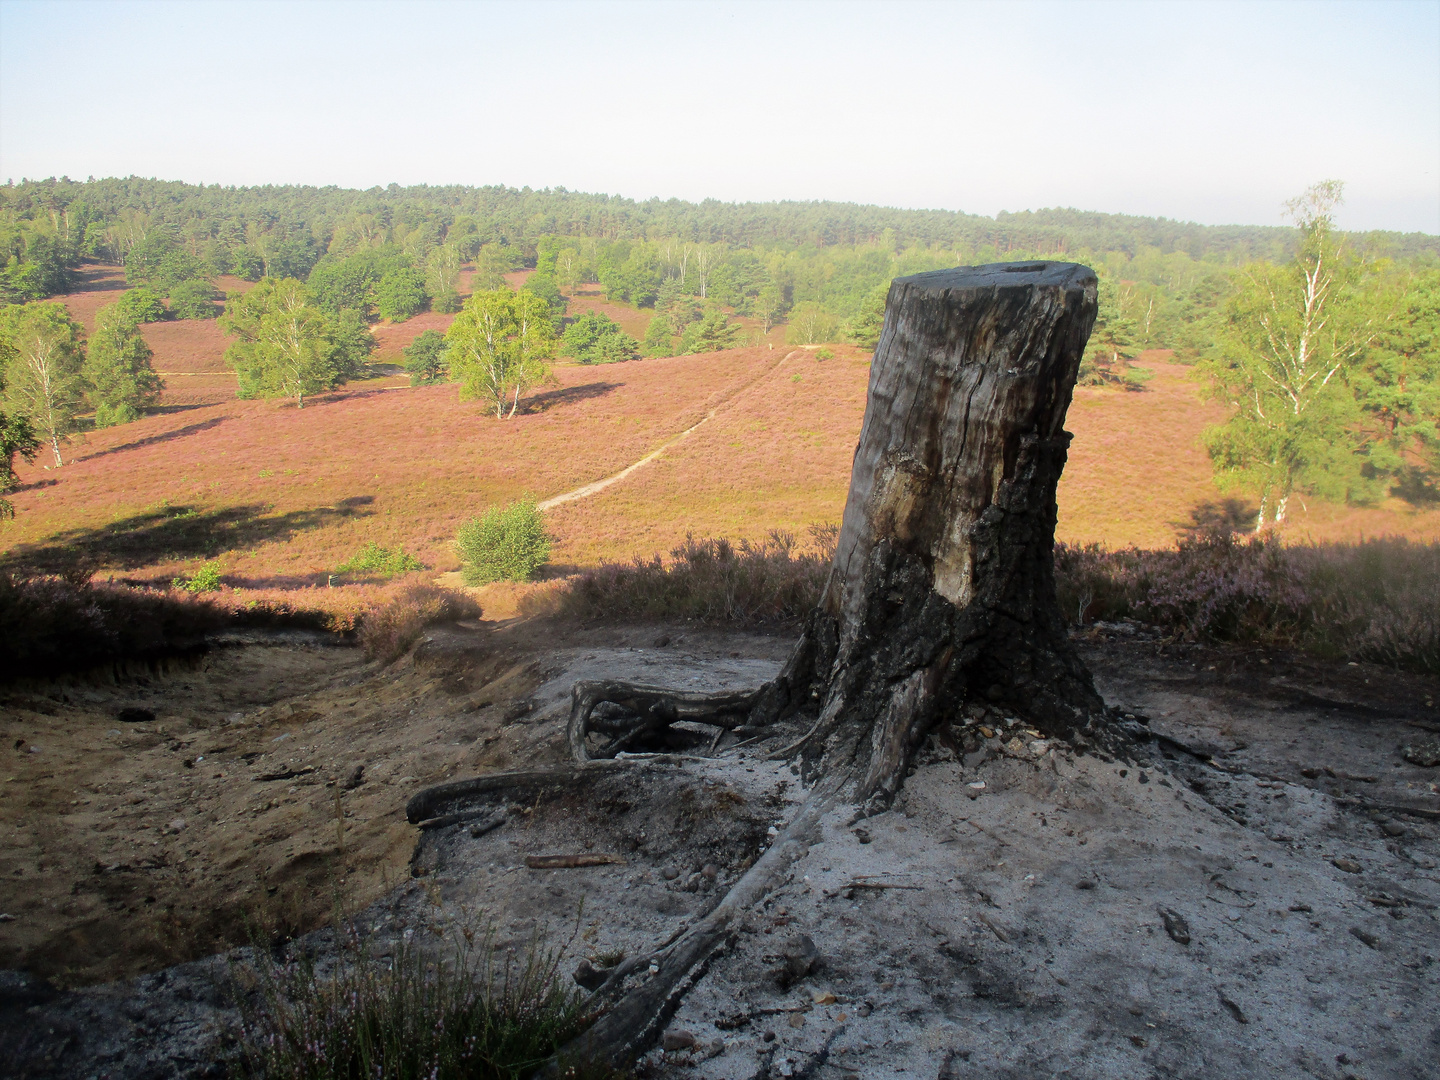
(566, 679), (775, 762)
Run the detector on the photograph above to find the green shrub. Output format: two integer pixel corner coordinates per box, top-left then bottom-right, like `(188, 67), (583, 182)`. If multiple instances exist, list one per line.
(228, 920), (620, 1079)
(335, 543), (425, 575)
(173, 562), (223, 592)
(455, 501), (551, 585)
(815, 347), (834, 360)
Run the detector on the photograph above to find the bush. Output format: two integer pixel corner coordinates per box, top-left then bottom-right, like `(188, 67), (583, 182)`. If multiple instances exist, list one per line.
(229, 920), (616, 1080)
(359, 583), (482, 663)
(554, 526), (837, 626)
(815, 347), (834, 360)
(335, 543), (425, 575)
(455, 502), (551, 586)
(1053, 536), (1440, 674)
(173, 562), (223, 593)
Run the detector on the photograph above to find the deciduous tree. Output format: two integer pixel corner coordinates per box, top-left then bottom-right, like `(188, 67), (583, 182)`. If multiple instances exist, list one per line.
(1201, 181), (1380, 528)
(221, 278), (339, 408)
(403, 329), (449, 386)
(446, 289), (556, 418)
(85, 302), (163, 426)
(0, 303), (86, 466)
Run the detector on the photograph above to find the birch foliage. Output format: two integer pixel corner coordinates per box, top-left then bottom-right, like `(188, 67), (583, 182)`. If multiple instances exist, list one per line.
(0, 302), (86, 466)
(445, 289), (555, 419)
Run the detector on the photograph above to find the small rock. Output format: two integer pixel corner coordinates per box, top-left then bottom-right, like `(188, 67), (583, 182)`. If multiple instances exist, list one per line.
(966, 780), (986, 790)
(1160, 908), (1191, 945)
(1289, 902), (1313, 913)
(1400, 743), (1440, 768)
(164, 818), (186, 835)
(652, 635), (672, 648)
(812, 990), (837, 1004)
(1137, 771), (1150, 784)
(762, 1030), (776, 1042)
(1380, 822), (1406, 837)
(342, 764), (365, 790)
(1075, 879), (1096, 890)
(0, 914), (14, 922)
(1130, 1035), (1148, 1047)
(1349, 926), (1380, 949)
(856, 1002), (873, 1017)
(683, 873), (702, 893)
(1300, 767), (1321, 779)
(662, 866), (680, 880)
(572, 959), (607, 991)
(703, 1038), (725, 1059)
(661, 1028), (697, 1052)
(852, 827), (872, 845)
(702, 863), (718, 881)
(776, 933), (820, 989)
(787, 1012), (805, 1029)
(1332, 858), (1363, 874)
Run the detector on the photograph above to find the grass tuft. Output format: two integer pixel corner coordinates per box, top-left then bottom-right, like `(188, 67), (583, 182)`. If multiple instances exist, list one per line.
(228, 920), (624, 1080)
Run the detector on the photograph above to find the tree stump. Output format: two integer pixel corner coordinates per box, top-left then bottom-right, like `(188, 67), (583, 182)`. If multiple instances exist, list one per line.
(493, 262), (1104, 1072)
(567, 261), (1105, 805)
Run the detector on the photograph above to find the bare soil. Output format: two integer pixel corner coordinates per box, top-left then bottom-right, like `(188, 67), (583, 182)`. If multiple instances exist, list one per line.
(2, 621), (1437, 1079)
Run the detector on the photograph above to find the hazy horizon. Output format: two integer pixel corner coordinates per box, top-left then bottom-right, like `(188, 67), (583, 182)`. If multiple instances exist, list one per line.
(1, 0), (1437, 235)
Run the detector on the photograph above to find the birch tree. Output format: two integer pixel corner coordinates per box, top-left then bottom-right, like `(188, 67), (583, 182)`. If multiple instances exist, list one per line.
(445, 289), (555, 418)
(220, 278), (338, 408)
(1201, 181), (1378, 529)
(0, 303), (86, 466)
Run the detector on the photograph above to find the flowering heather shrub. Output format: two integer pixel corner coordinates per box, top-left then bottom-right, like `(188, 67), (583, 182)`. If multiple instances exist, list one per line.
(555, 527), (836, 626)
(1054, 536), (1440, 674)
(359, 582), (482, 664)
(0, 574), (333, 681)
(229, 921), (619, 1080)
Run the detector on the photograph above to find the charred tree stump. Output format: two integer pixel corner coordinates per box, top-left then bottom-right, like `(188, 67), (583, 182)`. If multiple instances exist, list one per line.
(488, 262), (1104, 1073)
(750, 260), (1106, 805)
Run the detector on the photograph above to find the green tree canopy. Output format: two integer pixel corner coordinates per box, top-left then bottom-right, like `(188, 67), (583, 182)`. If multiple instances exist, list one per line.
(641, 313), (674, 358)
(560, 310), (639, 364)
(1200, 182), (1382, 528)
(220, 278), (358, 407)
(403, 329), (449, 386)
(376, 266), (429, 322)
(680, 308), (741, 354)
(113, 287), (167, 324)
(168, 278), (220, 319)
(0, 303), (86, 466)
(85, 302), (163, 426)
(445, 289), (556, 418)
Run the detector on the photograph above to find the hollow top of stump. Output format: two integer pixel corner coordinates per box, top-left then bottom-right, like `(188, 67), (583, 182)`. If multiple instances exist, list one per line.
(893, 261), (1096, 294)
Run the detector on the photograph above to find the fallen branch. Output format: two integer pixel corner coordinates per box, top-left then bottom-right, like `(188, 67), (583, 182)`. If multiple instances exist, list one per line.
(525, 853), (626, 869)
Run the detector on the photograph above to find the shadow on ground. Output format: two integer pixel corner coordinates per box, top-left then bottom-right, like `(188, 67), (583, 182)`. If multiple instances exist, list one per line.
(2, 499), (375, 573)
(518, 381), (619, 414)
(77, 418), (229, 462)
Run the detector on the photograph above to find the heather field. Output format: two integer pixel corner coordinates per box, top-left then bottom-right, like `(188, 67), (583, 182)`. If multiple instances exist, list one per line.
(6, 279), (1437, 623)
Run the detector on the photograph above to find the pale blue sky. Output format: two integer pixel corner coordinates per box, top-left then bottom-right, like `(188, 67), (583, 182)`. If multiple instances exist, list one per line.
(1, 0), (1436, 233)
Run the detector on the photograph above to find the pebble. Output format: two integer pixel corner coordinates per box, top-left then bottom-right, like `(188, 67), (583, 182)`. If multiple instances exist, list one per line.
(702, 863), (718, 880)
(1332, 858), (1363, 874)
(1075, 879), (1096, 890)
(661, 1029), (697, 1051)
(787, 1012), (804, 1028)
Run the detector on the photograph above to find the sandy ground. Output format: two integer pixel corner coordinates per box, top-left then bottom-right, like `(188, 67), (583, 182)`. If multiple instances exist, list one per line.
(1, 621), (1437, 1079)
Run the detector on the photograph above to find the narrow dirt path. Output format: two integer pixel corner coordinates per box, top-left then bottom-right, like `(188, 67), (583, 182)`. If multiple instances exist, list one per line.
(535, 350), (801, 511)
